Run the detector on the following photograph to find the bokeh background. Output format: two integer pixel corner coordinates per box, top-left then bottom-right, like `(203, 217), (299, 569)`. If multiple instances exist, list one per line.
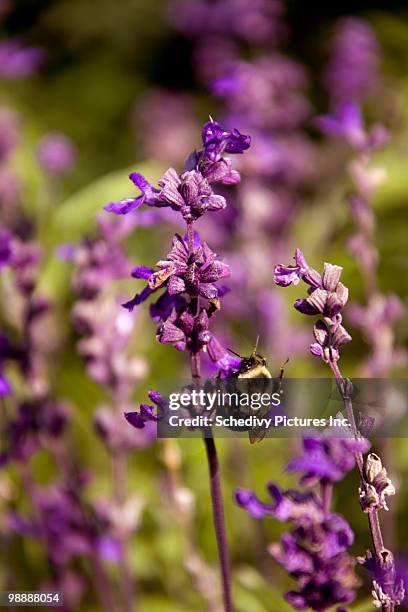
(0, 1), (408, 610)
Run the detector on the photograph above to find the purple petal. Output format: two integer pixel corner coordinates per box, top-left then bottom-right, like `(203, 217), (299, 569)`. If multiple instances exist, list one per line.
(131, 266), (154, 279)
(310, 342), (324, 358)
(235, 489), (275, 519)
(122, 286), (153, 311)
(322, 263), (342, 292)
(157, 321), (186, 344)
(167, 275), (186, 295)
(274, 264), (301, 287)
(198, 283), (218, 299)
(104, 197), (143, 215)
(294, 298), (320, 315)
(124, 411), (146, 429)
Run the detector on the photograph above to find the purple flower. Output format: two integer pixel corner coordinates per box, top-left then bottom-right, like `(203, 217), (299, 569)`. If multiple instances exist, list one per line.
(236, 483), (324, 524)
(65, 217), (132, 300)
(362, 550), (405, 609)
(125, 404), (158, 429)
(286, 436), (370, 486)
(125, 390), (167, 429)
(309, 318), (352, 363)
(94, 405), (154, 451)
(316, 102), (366, 148)
(316, 102), (389, 152)
(124, 233), (229, 312)
(237, 482), (359, 610)
(105, 120), (249, 218)
(105, 173), (158, 215)
(323, 18), (380, 106)
(0, 39), (45, 78)
(172, 0), (287, 45)
(36, 132), (76, 176)
(274, 248), (322, 288)
(207, 336), (241, 376)
(201, 119), (251, 161)
(275, 252), (352, 363)
(0, 399), (69, 467)
(0, 372), (11, 396)
(347, 294), (407, 375)
(211, 56), (310, 130)
(156, 168), (227, 220)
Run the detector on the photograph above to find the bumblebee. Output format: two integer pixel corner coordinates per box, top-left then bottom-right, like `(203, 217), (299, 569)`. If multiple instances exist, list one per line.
(228, 339), (287, 443)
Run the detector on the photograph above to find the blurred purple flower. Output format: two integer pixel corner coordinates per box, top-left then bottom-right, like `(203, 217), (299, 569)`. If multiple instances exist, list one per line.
(37, 132), (76, 176)
(171, 0), (287, 45)
(0, 38), (45, 78)
(0, 399), (69, 467)
(236, 483), (324, 523)
(237, 483), (359, 611)
(134, 89), (198, 166)
(211, 56), (310, 130)
(286, 435), (370, 486)
(0, 226), (12, 268)
(0, 372), (11, 396)
(207, 336), (241, 376)
(316, 102), (389, 152)
(323, 18), (380, 106)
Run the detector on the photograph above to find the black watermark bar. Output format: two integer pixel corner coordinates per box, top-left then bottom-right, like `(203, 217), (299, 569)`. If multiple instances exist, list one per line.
(153, 378), (408, 439)
(0, 592), (63, 606)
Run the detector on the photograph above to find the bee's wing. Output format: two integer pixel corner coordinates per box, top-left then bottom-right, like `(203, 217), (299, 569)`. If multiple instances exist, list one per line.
(249, 426), (267, 444)
(238, 367), (272, 443)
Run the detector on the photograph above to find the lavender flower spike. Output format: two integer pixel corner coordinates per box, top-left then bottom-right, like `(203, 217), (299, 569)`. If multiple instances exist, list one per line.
(115, 119), (251, 612)
(275, 251), (351, 363)
(275, 249), (404, 609)
(237, 482), (359, 610)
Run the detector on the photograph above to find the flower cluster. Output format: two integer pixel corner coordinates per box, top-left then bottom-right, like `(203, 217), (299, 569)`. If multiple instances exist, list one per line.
(286, 435), (370, 487)
(275, 249), (403, 609)
(105, 120), (249, 373)
(322, 18), (380, 107)
(274, 249), (352, 363)
(105, 120), (249, 219)
(171, 0), (287, 46)
(236, 479), (359, 610)
(0, 227), (52, 396)
(0, 38), (45, 78)
(6, 469), (130, 609)
(64, 215), (153, 450)
(318, 102), (406, 377)
(316, 102), (388, 153)
(0, 397), (69, 467)
(171, 0), (317, 363)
